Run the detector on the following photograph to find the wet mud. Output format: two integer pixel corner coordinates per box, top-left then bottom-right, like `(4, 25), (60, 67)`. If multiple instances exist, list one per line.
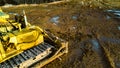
(2, 2), (120, 68)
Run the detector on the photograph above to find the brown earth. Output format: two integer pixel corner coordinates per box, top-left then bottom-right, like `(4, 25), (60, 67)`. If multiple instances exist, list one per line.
(2, 1), (120, 68)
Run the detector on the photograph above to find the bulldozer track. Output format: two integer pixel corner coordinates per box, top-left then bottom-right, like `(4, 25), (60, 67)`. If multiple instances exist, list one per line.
(0, 42), (54, 68)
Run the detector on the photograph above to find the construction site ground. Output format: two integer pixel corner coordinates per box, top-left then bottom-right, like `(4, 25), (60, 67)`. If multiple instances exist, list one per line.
(2, 1), (120, 68)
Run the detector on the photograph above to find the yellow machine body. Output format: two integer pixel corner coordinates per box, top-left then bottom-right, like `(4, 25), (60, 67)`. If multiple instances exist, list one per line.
(0, 8), (68, 68)
(0, 25), (44, 63)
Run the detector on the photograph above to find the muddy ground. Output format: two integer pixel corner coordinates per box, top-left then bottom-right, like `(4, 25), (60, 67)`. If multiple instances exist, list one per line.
(2, 1), (120, 68)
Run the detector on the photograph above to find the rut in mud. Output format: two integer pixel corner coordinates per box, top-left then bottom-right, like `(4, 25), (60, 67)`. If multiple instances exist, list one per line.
(90, 39), (112, 68)
(75, 36), (120, 68)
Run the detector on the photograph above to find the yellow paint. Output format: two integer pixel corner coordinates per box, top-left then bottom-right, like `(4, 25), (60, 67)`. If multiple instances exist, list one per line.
(0, 8), (68, 67)
(0, 23), (45, 63)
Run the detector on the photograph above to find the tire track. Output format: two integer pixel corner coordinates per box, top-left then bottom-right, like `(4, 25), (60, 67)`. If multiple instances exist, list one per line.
(90, 39), (113, 68)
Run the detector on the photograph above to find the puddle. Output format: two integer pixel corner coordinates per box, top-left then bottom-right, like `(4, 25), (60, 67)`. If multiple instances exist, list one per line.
(114, 13), (120, 17)
(106, 15), (111, 20)
(116, 62), (120, 68)
(8, 12), (18, 15)
(106, 9), (120, 19)
(91, 39), (100, 52)
(100, 37), (120, 44)
(50, 16), (60, 25)
(72, 15), (78, 20)
(107, 10), (120, 13)
(118, 27), (120, 30)
(91, 37), (120, 52)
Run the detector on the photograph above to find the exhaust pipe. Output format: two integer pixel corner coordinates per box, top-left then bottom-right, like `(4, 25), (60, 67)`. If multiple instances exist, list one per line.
(23, 10), (28, 26)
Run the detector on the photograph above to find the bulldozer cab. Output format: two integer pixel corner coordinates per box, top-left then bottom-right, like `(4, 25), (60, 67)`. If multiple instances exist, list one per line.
(15, 14), (26, 28)
(0, 8), (28, 33)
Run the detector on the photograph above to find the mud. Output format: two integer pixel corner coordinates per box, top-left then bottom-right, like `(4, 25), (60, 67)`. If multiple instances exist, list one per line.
(2, 1), (120, 68)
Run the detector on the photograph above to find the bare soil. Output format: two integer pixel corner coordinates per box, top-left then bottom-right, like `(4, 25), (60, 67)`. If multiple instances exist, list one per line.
(2, 2), (120, 68)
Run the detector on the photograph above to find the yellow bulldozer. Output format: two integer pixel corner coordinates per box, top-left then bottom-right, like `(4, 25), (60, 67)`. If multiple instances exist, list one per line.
(0, 8), (68, 68)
